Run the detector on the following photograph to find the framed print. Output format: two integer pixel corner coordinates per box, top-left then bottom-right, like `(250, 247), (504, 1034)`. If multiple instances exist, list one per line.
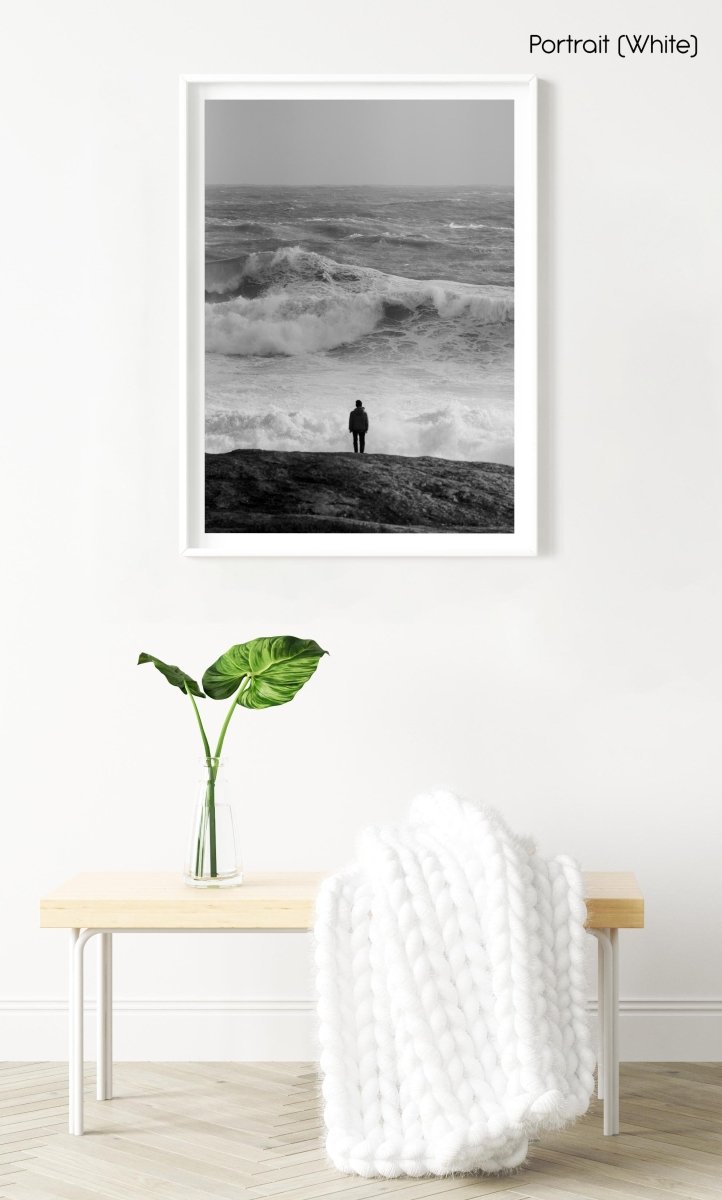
(181, 75), (537, 556)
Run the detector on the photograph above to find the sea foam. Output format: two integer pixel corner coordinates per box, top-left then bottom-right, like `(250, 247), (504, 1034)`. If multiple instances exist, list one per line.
(206, 399), (513, 465)
(205, 247), (513, 359)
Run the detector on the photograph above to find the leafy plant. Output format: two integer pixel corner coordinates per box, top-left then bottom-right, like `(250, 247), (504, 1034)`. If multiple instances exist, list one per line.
(138, 637), (327, 879)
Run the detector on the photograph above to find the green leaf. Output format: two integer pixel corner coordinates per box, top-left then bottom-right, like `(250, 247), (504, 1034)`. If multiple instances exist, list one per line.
(137, 652), (205, 698)
(202, 637), (327, 709)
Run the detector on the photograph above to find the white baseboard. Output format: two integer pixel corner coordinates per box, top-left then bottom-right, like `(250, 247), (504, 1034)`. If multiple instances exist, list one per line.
(1, 997), (720, 1062)
(0, 997), (317, 1062)
(588, 998), (722, 1061)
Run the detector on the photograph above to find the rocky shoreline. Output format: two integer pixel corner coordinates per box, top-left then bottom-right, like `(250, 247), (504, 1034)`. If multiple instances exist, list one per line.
(205, 450), (514, 535)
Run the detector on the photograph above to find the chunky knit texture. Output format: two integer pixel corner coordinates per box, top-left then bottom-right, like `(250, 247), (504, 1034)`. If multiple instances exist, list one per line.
(315, 794), (595, 1177)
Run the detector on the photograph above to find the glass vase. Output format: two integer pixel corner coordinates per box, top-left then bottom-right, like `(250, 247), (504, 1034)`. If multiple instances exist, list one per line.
(184, 758), (243, 888)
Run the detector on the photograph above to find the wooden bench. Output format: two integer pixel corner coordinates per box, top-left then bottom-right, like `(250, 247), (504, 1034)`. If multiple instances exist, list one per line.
(40, 870), (644, 1137)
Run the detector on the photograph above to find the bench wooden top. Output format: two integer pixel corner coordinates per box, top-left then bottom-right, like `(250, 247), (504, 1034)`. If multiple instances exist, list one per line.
(40, 871), (643, 931)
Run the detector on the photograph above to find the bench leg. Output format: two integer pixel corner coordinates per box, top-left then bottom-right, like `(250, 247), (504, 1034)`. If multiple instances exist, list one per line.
(97, 932), (113, 1101)
(68, 929), (79, 1135)
(611, 927), (619, 1132)
(597, 935), (605, 1099)
(592, 927), (620, 1135)
(69, 928), (86, 1135)
(68, 929), (100, 1134)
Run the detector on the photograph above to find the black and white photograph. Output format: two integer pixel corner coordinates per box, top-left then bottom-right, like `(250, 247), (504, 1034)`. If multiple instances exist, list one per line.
(202, 95), (521, 540)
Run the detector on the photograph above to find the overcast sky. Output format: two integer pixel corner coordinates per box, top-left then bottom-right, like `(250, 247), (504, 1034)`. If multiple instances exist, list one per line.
(205, 100), (513, 187)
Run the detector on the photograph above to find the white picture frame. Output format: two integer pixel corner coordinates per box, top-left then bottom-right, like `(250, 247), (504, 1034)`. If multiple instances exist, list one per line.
(181, 75), (537, 556)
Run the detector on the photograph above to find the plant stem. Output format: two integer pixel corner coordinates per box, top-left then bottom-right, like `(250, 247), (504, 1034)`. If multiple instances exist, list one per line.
(184, 683), (215, 878)
(185, 684), (212, 761)
(186, 679), (247, 881)
(203, 680), (247, 880)
(212, 679), (250, 775)
(206, 771), (217, 877)
(195, 799), (206, 876)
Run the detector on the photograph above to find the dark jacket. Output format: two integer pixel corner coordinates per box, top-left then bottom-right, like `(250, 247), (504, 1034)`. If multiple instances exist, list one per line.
(349, 406), (369, 433)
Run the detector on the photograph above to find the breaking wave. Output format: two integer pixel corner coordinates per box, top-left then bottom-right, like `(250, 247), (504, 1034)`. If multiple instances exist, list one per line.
(205, 247), (513, 359)
(205, 400), (513, 464)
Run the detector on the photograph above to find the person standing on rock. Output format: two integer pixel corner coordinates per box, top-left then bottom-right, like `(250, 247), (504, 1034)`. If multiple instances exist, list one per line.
(349, 399), (369, 453)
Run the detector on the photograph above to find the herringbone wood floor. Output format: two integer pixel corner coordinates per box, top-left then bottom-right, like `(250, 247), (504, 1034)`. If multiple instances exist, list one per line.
(1, 1063), (720, 1199)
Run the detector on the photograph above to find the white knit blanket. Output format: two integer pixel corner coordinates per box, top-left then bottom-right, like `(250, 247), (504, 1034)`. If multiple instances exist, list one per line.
(315, 794), (595, 1177)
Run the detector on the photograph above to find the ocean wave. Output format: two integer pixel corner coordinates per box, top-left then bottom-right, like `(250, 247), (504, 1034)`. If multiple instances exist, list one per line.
(344, 232), (437, 249)
(206, 293), (380, 357)
(292, 219), (364, 239)
(298, 216), (364, 223)
(206, 219), (276, 232)
(205, 400), (513, 463)
(205, 247), (513, 358)
(448, 222), (512, 232)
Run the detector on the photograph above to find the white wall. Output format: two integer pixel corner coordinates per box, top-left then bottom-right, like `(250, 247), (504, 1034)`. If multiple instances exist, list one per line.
(1, 0), (721, 1062)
